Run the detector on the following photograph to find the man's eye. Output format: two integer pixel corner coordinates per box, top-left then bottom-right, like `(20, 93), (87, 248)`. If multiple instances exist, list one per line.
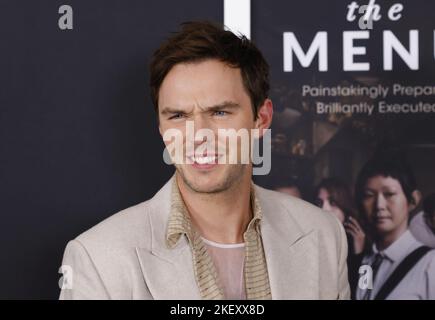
(169, 113), (183, 120)
(214, 110), (227, 116)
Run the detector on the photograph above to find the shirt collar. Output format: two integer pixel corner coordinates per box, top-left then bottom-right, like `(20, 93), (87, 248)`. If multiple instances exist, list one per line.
(372, 230), (420, 262)
(166, 176), (263, 249)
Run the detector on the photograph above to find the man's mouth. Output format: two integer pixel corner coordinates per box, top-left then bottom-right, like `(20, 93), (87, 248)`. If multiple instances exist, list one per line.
(185, 153), (224, 169)
(189, 155), (219, 164)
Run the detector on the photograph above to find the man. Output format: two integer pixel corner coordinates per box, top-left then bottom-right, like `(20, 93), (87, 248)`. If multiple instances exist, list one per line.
(59, 21), (350, 300)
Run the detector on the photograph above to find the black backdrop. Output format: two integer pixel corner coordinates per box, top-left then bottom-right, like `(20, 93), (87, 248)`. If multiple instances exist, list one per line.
(0, 0), (222, 299)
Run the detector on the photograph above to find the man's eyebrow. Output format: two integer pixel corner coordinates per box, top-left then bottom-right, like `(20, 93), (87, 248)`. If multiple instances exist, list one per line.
(204, 101), (240, 111)
(160, 101), (240, 115)
(160, 107), (188, 115)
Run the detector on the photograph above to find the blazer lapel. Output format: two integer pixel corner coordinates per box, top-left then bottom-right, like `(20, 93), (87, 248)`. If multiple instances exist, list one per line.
(135, 241), (201, 299)
(135, 176), (201, 300)
(257, 186), (320, 299)
(135, 178), (320, 300)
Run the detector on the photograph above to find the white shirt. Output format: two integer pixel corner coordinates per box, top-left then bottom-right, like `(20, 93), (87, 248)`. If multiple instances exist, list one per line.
(356, 230), (435, 300)
(409, 211), (435, 248)
(202, 237), (246, 300)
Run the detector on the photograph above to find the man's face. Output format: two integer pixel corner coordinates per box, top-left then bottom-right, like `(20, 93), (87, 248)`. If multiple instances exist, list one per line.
(158, 59), (268, 193)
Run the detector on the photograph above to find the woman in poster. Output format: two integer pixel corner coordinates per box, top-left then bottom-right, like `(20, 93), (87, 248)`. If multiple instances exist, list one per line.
(315, 178), (367, 299)
(354, 156), (435, 299)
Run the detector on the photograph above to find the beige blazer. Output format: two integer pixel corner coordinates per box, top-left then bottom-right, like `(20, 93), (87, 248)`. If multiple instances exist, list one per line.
(59, 176), (350, 300)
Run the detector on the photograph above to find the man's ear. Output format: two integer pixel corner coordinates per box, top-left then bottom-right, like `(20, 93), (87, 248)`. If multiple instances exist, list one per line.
(254, 99), (273, 138)
(409, 190), (422, 211)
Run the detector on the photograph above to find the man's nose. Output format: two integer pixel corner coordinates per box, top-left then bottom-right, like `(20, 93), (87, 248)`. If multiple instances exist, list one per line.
(193, 115), (211, 131)
(192, 116), (214, 146)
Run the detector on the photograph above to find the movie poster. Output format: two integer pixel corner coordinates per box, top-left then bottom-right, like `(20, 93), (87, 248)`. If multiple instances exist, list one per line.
(250, 0), (435, 200)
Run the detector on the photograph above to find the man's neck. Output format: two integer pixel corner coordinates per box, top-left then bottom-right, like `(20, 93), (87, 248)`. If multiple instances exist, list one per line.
(176, 172), (252, 244)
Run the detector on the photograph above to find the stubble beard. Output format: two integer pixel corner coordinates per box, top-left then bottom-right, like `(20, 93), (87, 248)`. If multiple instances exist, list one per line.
(175, 163), (248, 195)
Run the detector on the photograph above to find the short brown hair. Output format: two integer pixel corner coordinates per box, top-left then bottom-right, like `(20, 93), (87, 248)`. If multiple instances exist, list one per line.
(149, 21), (270, 120)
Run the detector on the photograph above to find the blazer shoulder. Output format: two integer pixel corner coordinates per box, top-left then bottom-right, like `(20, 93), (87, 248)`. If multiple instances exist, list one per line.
(75, 199), (154, 251)
(60, 198), (161, 300)
(256, 185), (343, 235)
(73, 177), (174, 251)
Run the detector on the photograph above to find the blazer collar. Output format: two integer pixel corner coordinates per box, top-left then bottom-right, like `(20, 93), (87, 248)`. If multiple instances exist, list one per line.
(256, 185), (320, 299)
(135, 175), (201, 299)
(136, 176), (319, 299)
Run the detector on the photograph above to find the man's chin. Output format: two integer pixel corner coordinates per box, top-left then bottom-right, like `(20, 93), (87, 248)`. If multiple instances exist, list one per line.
(177, 167), (229, 194)
(184, 178), (227, 194)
